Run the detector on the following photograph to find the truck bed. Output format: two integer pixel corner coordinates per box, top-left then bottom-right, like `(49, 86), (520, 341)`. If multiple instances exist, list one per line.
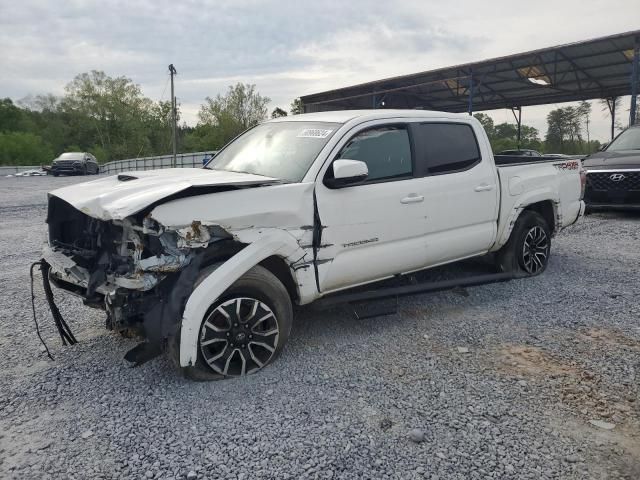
(494, 155), (581, 166)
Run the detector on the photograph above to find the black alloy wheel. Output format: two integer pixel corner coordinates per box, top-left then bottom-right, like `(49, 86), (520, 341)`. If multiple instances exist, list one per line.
(520, 225), (549, 274)
(178, 264), (293, 381)
(496, 210), (551, 276)
(199, 297), (280, 376)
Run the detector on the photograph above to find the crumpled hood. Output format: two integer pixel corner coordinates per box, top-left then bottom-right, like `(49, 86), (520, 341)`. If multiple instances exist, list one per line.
(582, 150), (640, 169)
(48, 168), (279, 221)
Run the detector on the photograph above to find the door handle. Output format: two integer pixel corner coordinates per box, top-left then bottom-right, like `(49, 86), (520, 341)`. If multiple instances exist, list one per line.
(474, 184), (494, 192)
(400, 194), (424, 204)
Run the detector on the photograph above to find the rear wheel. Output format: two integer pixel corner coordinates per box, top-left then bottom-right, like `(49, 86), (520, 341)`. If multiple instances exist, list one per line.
(496, 211), (551, 276)
(182, 265), (293, 381)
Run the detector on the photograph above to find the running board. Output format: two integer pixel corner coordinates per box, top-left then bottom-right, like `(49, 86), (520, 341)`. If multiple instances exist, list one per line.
(351, 297), (399, 320)
(315, 272), (526, 311)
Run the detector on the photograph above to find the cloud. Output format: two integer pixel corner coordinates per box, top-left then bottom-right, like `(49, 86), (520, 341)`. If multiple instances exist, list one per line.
(0, 0), (637, 140)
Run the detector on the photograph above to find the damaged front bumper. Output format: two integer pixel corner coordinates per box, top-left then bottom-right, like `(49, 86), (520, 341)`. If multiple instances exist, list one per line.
(44, 196), (235, 345)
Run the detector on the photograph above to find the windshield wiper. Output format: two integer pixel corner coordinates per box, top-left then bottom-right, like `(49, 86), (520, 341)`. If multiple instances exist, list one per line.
(207, 167), (287, 183)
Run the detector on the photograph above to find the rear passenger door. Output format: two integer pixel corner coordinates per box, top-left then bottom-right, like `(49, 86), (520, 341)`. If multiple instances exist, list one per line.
(411, 122), (499, 265)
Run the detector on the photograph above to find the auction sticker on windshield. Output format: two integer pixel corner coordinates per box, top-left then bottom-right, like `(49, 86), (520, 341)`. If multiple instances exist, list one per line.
(297, 128), (333, 139)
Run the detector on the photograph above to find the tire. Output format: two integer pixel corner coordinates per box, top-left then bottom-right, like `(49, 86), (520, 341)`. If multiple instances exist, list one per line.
(495, 210), (551, 276)
(180, 265), (293, 381)
(82, 165), (88, 176)
(52, 172), (59, 177)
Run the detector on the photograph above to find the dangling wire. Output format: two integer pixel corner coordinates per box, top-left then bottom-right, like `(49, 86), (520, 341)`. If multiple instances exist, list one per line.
(29, 261), (54, 360)
(40, 262), (78, 345)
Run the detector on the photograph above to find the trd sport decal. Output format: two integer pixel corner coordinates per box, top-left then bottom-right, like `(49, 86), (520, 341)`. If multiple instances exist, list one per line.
(553, 160), (580, 170)
(342, 237), (379, 248)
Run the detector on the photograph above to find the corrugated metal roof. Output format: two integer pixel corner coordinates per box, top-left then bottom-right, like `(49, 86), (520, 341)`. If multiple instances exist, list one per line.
(300, 30), (640, 113)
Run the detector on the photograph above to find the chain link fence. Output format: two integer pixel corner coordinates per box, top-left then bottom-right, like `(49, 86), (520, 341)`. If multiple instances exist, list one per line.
(2, 151), (218, 177)
(99, 151), (217, 174)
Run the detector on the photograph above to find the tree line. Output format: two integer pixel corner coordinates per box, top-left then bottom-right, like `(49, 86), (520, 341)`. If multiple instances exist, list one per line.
(0, 69), (635, 166)
(0, 71), (299, 166)
(475, 97), (639, 155)
(474, 101), (602, 155)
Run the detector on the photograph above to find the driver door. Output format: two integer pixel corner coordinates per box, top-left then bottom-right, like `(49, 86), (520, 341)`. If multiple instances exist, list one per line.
(314, 123), (429, 293)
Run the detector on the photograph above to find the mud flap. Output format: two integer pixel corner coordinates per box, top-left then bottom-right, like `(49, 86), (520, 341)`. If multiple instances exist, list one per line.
(124, 342), (163, 367)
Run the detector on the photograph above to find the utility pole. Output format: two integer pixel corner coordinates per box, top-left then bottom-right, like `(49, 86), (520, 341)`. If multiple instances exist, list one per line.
(169, 64), (177, 168)
(630, 36), (639, 126)
(585, 114), (590, 149)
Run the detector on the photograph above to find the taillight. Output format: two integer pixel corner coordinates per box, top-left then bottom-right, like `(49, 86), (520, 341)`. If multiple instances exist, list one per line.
(579, 167), (587, 200)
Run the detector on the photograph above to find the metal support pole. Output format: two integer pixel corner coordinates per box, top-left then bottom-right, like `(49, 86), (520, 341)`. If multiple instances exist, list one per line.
(467, 70), (474, 115)
(630, 36), (639, 126)
(517, 107), (522, 149)
(610, 97), (616, 140)
(372, 94), (377, 109)
(511, 107), (522, 149)
(169, 64), (177, 168)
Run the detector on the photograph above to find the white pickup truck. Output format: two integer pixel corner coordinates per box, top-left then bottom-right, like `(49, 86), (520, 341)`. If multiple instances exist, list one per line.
(43, 110), (585, 379)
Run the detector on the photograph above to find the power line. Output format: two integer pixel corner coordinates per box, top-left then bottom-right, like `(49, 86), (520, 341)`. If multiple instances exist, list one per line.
(159, 75), (170, 103)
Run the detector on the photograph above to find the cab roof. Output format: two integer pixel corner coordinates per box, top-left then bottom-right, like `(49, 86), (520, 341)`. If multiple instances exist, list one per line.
(267, 109), (471, 124)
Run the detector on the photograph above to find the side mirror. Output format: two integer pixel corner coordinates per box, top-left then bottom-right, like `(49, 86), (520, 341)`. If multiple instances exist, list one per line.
(324, 159), (368, 188)
(598, 142), (609, 151)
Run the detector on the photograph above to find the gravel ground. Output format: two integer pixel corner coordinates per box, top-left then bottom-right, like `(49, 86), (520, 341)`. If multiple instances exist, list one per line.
(0, 175), (639, 480)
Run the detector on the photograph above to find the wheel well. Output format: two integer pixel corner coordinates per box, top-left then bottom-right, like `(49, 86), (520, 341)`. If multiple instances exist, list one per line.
(197, 245), (298, 303)
(523, 200), (556, 233)
(259, 255), (299, 303)
(199, 240), (245, 269)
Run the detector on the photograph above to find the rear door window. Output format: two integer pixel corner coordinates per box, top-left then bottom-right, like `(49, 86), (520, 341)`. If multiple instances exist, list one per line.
(412, 123), (481, 175)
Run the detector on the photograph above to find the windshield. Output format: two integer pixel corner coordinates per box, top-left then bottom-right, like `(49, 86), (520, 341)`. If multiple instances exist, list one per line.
(607, 127), (640, 151)
(207, 121), (341, 182)
(58, 152), (84, 160)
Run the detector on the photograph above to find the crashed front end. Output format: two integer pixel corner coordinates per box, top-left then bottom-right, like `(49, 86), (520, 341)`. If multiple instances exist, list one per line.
(44, 195), (234, 351)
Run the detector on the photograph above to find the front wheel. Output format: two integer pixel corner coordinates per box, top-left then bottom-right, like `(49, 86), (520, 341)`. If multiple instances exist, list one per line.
(496, 210), (551, 276)
(182, 265), (293, 381)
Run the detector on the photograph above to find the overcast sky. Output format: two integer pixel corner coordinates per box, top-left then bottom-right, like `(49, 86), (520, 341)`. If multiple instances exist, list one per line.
(1, 0), (638, 142)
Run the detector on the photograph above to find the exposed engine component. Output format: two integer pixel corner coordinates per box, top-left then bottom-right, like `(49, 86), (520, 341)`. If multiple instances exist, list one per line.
(45, 196), (233, 349)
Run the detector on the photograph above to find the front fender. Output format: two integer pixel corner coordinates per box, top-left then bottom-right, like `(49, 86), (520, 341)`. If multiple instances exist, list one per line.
(179, 229), (304, 367)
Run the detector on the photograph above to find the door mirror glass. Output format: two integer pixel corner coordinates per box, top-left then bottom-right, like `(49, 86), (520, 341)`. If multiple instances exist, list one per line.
(325, 159), (368, 188)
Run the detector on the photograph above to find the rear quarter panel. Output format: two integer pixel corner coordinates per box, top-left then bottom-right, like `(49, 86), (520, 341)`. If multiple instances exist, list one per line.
(494, 159), (583, 250)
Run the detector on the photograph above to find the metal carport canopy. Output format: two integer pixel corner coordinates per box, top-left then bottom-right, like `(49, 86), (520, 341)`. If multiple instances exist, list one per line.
(300, 30), (640, 122)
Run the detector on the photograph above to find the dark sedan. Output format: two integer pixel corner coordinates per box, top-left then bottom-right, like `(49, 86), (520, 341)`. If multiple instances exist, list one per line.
(583, 125), (640, 210)
(50, 152), (100, 176)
